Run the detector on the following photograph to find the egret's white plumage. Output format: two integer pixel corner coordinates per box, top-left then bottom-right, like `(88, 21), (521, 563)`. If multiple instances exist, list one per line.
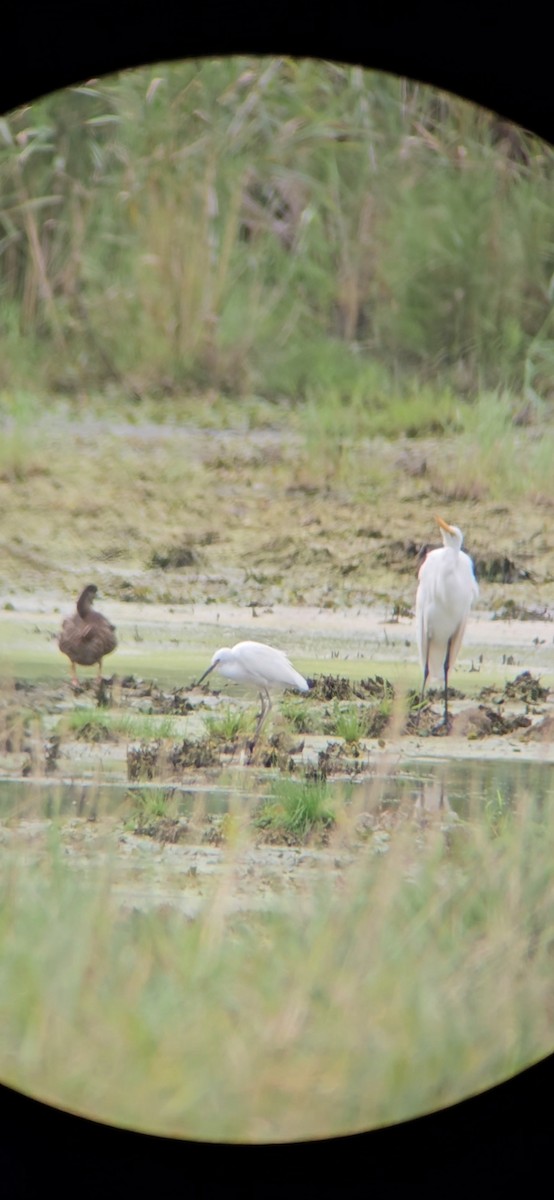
(196, 640), (309, 748)
(416, 516), (478, 724)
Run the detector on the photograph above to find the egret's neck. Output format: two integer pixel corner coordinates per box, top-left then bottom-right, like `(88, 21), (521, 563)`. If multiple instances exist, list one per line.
(442, 535), (463, 555)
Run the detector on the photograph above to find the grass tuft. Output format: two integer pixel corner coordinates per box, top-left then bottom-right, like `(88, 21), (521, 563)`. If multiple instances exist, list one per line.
(254, 777), (336, 841)
(204, 709), (252, 743)
(61, 710), (178, 740)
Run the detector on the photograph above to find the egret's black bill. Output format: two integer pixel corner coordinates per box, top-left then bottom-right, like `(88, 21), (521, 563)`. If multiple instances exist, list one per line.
(196, 663), (216, 687)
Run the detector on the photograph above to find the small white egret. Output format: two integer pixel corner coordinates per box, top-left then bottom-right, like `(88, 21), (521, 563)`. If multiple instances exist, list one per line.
(416, 515), (479, 726)
(196, 639), (310, 748)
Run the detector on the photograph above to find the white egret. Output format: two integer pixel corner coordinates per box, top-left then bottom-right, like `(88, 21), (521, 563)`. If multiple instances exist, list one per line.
(416, 516), (479, 726)
(196, 639), (309, 748)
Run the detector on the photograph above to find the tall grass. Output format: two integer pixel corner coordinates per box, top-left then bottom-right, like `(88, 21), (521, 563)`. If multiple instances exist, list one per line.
(1, 59), (553, 402)
(0, 390), (49, 480)
(429, 390), (554, 500)
(0, 782), (553, 1142)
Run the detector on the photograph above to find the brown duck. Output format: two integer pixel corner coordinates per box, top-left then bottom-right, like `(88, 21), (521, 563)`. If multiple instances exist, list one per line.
(58, 585), (117, 686)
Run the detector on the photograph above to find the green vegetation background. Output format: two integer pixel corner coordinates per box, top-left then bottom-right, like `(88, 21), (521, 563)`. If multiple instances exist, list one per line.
(1, 57), (554, 415)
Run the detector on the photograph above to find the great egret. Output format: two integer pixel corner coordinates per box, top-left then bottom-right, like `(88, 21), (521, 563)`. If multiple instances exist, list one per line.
(196, 639), (309, 748)
(416, 516), (479, 726)
(58, 584), (117, 687)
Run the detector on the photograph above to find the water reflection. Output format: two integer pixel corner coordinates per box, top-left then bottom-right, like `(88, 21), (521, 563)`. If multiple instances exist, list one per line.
(1, 757), (553, 824)
(413, 774), (452, 817)
(347, 757), (554, 824)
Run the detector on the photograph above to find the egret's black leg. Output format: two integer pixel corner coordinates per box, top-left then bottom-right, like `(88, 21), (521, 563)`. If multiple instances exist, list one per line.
(253, 692), (265, 730)
(443, 637), (453, 727)
(420, 658), (429, 705)
(256, 689), (272, 739)
(248, 690), (272, 760)
(416, 654), (430, 726)
(253, 690), (269, 739)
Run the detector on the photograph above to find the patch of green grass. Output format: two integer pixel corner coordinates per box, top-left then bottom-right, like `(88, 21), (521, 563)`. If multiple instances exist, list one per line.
(434, 389), (554, 500)
(332, 703), (366, 744)
(204, 708), (252, 743)
(126, 787), (177, 824)
(483, 788), (512, 838)
(128, 787), (173, 825)
(118, 714), (179, 740)
(298, 378), (461, 452)
(326, 698), (393, 741)
(0, 391), (50, 481)
(279, 696), (321, 734)
(254, 777), (336, 841)
(60, 709), (112, 735)
(61, 709), (178, 740)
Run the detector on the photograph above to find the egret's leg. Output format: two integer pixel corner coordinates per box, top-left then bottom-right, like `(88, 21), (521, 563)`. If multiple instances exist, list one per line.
(416, 651), (430, 725)
(443, 638), (453, 726)
(249, 690), (272, 752)
(253, 691), (266, 730)
(253, 690), (272, 740)
(261, 690), (273, 735)
(246, 691), (272, 762)
(420, 658), (429, 704)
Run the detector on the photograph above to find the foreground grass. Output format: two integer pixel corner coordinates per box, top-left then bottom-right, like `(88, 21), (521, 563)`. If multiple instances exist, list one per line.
(0, 785), (553, 1142)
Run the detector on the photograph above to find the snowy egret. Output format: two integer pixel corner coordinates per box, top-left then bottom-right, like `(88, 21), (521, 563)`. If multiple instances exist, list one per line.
(58, 584), (117, 686)
(196, 640), (310, 747)
(416, 516), (479, 726)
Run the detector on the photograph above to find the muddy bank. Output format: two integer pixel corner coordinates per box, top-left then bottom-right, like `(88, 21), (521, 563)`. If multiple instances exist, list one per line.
(1, 664), (553, 801)
(0, 811), (354, 917)
(2, 416), (554, 617)
(2, 659), (553, 921)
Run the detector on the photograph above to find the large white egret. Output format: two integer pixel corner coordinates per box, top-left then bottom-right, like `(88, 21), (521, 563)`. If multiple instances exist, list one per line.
(416, 516), (479, 726)
(196, 639), (310, 748)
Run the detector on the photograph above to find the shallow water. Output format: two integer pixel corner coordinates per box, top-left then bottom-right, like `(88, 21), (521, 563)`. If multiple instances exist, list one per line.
(1, 756), (552, 825)
(369, 756), (554, 819)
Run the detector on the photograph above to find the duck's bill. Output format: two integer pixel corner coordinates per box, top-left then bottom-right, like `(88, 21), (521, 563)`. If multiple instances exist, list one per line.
(196, 663), (216, 686)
